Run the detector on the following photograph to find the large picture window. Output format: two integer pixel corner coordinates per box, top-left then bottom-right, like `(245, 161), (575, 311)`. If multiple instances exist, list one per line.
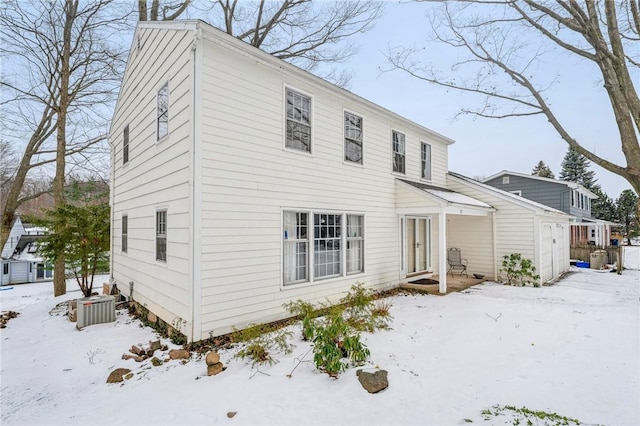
(122, 214), (128, 253)
(156, 210), (167, 262)
(285, 89), (311, 152)
(344, 112), (363, 164)
(283, 210), (364, 286)
(392, 130), (405, 174)
(283, 211), (309, 285)
(421, 142), (432, 180)
(157, 83), (168, 140)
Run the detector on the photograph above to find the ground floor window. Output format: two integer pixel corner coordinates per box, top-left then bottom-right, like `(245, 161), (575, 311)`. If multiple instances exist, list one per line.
(3, 263), (8, 275)
(283, 210), (364, 286)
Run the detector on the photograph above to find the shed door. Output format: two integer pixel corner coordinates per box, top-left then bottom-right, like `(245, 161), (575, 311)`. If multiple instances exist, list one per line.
(541, 224), (555, 283)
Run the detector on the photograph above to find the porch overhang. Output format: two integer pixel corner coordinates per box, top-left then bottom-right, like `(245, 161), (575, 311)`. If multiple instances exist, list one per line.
(395, 179), (495, 216)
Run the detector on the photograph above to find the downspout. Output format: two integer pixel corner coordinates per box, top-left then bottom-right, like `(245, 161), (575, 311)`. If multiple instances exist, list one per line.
(109, 136), (115, 284)
(190, 27), (203, 342)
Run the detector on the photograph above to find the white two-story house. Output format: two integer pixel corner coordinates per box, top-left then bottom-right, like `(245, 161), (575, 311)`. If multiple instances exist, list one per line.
(110, 20), (572, 342)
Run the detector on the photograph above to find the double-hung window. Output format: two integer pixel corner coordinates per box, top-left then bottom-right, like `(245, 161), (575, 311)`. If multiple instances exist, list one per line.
(123, 125), (129, 165)
(157, 83), (169, 140)
(156, 210), (167, 262)
(283, 212), (309, 285)
(392, 130), (405, 174)
(346, 215), (364, 274)
(122, 214), (128, 253)
(421, 142), (432, 180)
(285, 89), (311, 152)
(344, 112), (363, 164)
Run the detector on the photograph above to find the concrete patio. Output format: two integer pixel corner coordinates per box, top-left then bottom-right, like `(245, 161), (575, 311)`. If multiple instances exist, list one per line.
(399, 274), (487, 295)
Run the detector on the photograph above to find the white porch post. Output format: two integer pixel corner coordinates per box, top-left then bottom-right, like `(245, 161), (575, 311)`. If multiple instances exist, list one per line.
(439, 212), (447, 294)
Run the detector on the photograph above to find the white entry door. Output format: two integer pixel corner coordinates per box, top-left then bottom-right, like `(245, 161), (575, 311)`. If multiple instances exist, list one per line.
(406, 217), (431, 275)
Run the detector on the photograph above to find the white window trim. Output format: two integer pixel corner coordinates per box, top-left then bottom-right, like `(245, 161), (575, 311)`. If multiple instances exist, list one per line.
(391, 128), (406, 175)
(283, 85), (313, 155)
(157, 82), (169, 142)
(343, 109), (364, 166)
(280, 208), (365, 289)
(123, 124), (130, 166)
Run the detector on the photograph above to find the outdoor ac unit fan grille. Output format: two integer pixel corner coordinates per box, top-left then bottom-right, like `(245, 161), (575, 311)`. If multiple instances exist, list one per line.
(76, 295), (116, 329)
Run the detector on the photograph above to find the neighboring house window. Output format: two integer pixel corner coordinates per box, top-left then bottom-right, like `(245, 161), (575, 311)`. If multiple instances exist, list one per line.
(314, 213), (342, 279)
(123, 125), (129, 164)
(283, 212), (309, 285)
(421, 142), (432, 180)
(346, 215), (364, 274)
(344, 112), (363, 164)
(122, 214), (128, 253)
(156, 210), (167, 262)
(392, 130), (405, 174)
(502, 176), (510, 185)
(157, 83), (169, 140)
(285, 89), (311, 152)
(2, 263), (8, 275)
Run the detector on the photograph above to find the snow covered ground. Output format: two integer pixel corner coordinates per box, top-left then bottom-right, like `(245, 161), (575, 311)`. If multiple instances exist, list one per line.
(1, 265), (639, 425)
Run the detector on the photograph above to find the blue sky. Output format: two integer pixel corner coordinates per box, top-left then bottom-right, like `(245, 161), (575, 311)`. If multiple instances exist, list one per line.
(340, 1), (631, 198)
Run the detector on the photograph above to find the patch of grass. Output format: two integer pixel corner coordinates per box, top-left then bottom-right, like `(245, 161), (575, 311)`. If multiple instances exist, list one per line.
(481, 404), (581, 426)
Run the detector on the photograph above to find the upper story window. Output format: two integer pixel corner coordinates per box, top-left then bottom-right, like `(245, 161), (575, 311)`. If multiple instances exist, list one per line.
(285, 89), (311, 152)
(421, 142), (432, 180)
(392, 130), (405, 174)
(122, 214), (128, 253)
(123, 125), (129, 165)
(156, 209), (167, 262)
(344, 112), (363, 164)
(157, 83), (169, 140)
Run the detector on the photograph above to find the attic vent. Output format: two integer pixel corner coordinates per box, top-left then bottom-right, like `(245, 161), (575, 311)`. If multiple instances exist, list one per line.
(502, 176), (510, 184)
(76, 295), (115, 329)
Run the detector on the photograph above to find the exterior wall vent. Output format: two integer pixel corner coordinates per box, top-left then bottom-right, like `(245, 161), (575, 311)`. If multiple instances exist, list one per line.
(76, 295), (116, 329)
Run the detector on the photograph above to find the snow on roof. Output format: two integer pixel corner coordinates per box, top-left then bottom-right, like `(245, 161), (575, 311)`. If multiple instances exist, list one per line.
(399, 179), (493, 209)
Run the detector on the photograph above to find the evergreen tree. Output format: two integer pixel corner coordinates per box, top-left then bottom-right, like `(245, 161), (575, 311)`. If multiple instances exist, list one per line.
(559, 148), (597, 190)
(531, 161), (555, 178)
(591, 187), (617, 221)
(616, 189), (639, 245)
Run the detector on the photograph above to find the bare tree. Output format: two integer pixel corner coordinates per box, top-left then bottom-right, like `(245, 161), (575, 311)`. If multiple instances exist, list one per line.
(138, 0), (191, 21)
(194, 0), (383, 86)
(387, 1), (640, 212)
(0, 0), (127, 295)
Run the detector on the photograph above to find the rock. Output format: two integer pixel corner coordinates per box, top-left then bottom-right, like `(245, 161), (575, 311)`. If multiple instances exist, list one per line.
(356, 369), (388, 394)
(122, 354), (145, 362)
(161, 344), (168, 351)
(130, 345), (145, 356)
(147, 312), (158, 323)
(151, 357), (163, 367)
(149, 340), (161, 351)
(107, 368), (131, 383)
(169, 349), (190, 360)
(227, 412), (237, 418)
(146, 348), (155, 357)
(207, 362), (224, 376)
(205, 351), (220, 366)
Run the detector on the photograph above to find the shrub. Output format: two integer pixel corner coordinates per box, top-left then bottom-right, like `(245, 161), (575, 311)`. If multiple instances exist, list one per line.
(501, 253), (540, 286)
(232, 323), (294, 367)
(312, 313), (370, 377)
(283, 300), (319, 341)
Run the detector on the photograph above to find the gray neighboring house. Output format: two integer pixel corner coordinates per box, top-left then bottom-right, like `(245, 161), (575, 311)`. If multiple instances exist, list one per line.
(1, 216), (52, 286)
(482, 170), (615, 247)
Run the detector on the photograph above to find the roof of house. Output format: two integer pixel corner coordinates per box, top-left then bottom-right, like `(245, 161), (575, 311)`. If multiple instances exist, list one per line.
(122, 20), (455, 147)
(398, 179), (493, 210)
(482, 170), (598, 198)
(448, 172), (575, 218)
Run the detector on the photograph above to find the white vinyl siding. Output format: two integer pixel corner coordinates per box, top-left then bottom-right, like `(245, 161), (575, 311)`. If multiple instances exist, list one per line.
(344, 111), (363, 164)
(157, 82), (169, 140)
(285, 89), (311, 152)
(392, 130), (405, 174)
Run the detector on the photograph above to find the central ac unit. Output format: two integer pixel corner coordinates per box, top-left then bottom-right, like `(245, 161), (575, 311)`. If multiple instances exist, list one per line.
(76, 295), (116, 329)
